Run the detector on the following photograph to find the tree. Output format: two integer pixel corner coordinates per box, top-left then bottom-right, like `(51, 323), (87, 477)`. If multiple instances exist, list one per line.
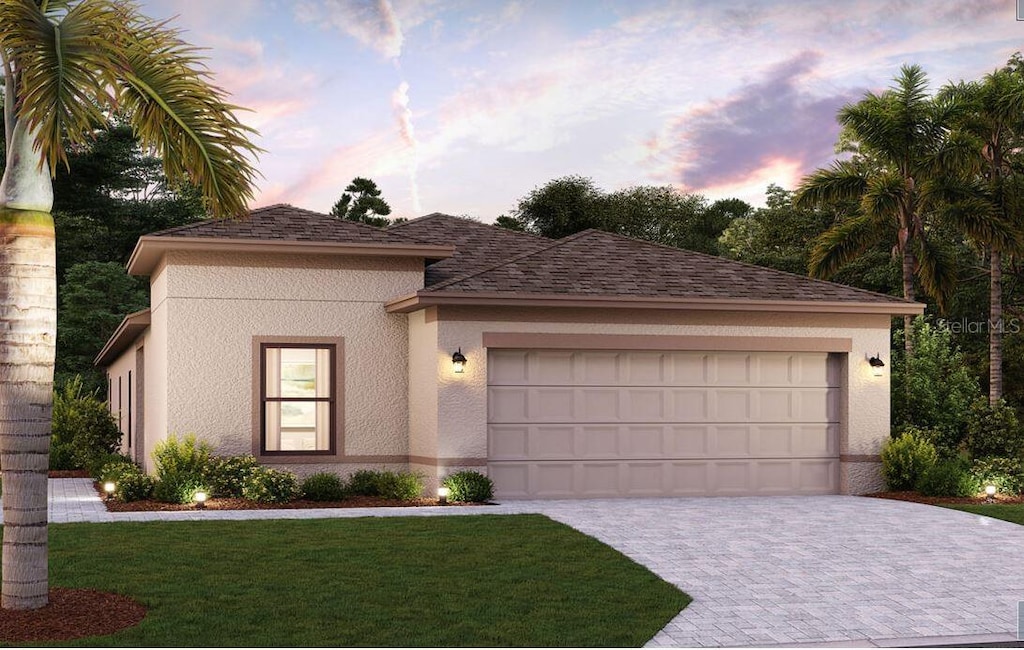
(330, 177), (392, 227)
(795, 65), (958, 350)
(508, 175), (607, 238)
(0, 0), (259, 610)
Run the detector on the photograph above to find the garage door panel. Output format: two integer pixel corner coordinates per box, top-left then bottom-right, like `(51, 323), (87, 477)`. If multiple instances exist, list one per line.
(488, 350), (529, 384)
(626, 353), (667, 384)
(669, 353), (709, 384)
(581, 463), (620, 496)
(668, 425), (711, 456)
(580, 388), (621, 421)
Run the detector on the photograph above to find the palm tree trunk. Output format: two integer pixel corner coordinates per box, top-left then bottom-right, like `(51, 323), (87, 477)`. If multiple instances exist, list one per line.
(902, 245), (916, 354)
(0, 208), (55, 611)
(990, 247), (1003, 405)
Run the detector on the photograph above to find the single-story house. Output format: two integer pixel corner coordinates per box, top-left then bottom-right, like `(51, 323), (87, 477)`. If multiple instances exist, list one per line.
(96, 204), (923, 499)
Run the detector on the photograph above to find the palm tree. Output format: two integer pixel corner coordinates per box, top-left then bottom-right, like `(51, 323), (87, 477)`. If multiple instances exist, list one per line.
(795, 65), (956, 351)
(0, 0), (259, 610)
(938, 66), (1024, 404)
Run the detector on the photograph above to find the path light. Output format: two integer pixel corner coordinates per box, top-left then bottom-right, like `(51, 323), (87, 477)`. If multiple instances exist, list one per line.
(452, 348), (467, 374)
(985, 484), (997, 503)
(194, 491), (208, 510)
(103, 482), (116, 501)
(437, 486), (450, 505)
(867, 354), (885, 377)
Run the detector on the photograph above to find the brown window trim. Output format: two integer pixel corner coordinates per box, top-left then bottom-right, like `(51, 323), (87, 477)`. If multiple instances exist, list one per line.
(252, 336), (346, 462)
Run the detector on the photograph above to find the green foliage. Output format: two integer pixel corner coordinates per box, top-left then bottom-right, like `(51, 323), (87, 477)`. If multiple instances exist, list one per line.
(86, 451), (135, 480)
(51, 376), (123, 470)
(204, 454), (260, 499)
(347, 469), (424, 500)
(965, 398), (1024, 459)
(96, 456), (140, 484)
(300, 472), (347, 502)
(152, 434), (213, 504)
(971, 457), (1024, 496)
(917, 457), (981, 497)
(49, 441), (77, 472)
(880, 429), (939, 491)
(442, 470), (495, 503)
(891, 318), (983, 454)
(114, 464), (156, 502)
(330, 177), (392, 227)
(242, 467), (300, 503)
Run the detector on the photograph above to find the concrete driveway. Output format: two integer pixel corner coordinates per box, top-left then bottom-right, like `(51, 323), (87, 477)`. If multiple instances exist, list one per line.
(503, 496), (1024, 647)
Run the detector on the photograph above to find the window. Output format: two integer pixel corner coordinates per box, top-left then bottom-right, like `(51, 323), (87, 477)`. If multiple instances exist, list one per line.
(260, 344), (335, 454)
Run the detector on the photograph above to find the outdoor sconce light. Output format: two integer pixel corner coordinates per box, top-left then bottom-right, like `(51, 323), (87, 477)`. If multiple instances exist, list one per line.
(985, 484), (997, 503)
(868, 354), (885, 377)
(437, 487), (450, 505)
(452, 348), (467, 374)
(194, 491), (208, 510)
(103, 482), (116, 501)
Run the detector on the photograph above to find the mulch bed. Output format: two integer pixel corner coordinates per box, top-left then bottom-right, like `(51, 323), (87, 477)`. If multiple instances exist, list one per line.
(866, 490), (1024, 505)
(48, 469), (91, 479)
(0, 588), (146, 643)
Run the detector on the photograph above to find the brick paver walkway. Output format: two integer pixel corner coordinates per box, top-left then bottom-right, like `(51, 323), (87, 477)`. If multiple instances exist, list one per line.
(3, 480), (1022, 647)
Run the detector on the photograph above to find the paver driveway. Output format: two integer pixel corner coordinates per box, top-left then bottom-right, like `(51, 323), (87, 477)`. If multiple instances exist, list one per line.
(506, 495), (1024, 647)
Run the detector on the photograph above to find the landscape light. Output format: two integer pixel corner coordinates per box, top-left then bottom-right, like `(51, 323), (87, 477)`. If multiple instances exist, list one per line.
(103, 482), (116, 501)
(437, 486), (450, 505)
(194, 491), (208, 509)
(985, 485), (997, 502)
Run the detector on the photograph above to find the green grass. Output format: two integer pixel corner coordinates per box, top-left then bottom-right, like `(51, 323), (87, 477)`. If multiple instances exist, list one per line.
(944, 503), (1024, 525)
(14, 514), (689, 646)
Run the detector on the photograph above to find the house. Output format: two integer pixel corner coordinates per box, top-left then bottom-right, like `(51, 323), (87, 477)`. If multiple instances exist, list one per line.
(96, 204), (923, 499)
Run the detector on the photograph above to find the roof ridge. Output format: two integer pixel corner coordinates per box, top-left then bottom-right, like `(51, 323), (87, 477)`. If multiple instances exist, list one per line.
(570, 228), (914, 304)
(389, 213), (552, 242)
(425, 230), (577, 291)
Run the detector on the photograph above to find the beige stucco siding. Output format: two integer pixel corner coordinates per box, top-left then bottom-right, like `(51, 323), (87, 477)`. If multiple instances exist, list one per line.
(105, 341), (136, 452)
(157, 251), (423, 469)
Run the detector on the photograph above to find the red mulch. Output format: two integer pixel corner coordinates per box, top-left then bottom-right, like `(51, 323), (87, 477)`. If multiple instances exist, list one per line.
(48, 469), (91, 479)
(0, 588), (145, 643)
(865, 490), (1024, 505)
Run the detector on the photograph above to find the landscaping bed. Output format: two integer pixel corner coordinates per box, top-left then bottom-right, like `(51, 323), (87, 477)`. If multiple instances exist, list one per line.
(866, 490), (1024, 505)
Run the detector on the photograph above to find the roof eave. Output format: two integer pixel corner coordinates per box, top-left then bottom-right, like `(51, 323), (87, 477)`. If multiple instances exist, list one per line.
(127, 236), (456, 275)
(385, 290), (926, 316)
(94, 309), (152, 367)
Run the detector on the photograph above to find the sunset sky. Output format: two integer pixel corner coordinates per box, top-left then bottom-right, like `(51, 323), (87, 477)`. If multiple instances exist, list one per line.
(139, 0), (1024, 221)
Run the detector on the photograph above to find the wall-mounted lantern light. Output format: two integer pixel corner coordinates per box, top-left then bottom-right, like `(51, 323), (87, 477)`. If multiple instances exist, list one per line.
(868, 354), (885, 377)
(103, 482), (116, 501)
(452, 348), (467, 374)
(194, 491), (208, 510)
(437, 486), (450, 505)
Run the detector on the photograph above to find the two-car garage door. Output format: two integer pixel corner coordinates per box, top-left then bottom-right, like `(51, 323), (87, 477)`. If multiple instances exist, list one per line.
(487, 349), (841, 499)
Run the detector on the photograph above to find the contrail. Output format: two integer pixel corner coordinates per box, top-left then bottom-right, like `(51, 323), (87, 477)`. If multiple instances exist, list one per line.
(391, 79), (421, 213)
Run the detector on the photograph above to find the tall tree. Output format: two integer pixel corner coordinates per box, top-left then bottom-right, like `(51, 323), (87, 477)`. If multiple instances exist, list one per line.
(0, 0), (258, 610)
(330, 176), (392, 227)
(795, 65), (956, 350)
(938, 64), (1024, 404)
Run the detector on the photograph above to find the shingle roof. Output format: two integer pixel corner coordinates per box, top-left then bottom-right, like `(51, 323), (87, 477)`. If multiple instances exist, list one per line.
(152, 203), (417, 245)
(388, 213), (550, 285)
(424, 228), (914, 305)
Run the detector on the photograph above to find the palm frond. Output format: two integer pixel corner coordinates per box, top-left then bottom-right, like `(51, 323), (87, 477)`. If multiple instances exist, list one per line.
(912, 234), (957, 312)
(807, 213), (884, 279)
(116, 10), (261, 218)
(794, 160), (868, 209)
(860, 171), (905, 222)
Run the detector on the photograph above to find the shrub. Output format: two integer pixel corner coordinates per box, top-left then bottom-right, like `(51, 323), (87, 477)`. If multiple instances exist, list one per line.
(442, 470), (494, 503)
(88, 452), (135, 481)
(115, 465), (156, 502)
(49, 441), (77, 472)
(971, 456), (1024, 497)
(301, 472), (347, 501)
(205, 455), (260, 498)
(880, 429), (938, 491)
(152, 434), (213, 504)
(917, 457), (980, 497)
(965, 398), (1024, 459)
(96, 457), (139, 484)
(347, 469), (423, 500)
(243, 467), (300, 503)
(51, 375), (123, 470)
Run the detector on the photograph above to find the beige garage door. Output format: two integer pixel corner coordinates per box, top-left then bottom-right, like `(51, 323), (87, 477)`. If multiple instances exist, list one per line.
(487, 349), (841, 499)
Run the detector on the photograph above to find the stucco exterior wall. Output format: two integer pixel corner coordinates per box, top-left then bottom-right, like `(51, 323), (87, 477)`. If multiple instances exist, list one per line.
(157, 251), (423, 473)
(105, 342), (136, 453)
(416, 306), (892, 494)
(145, 262), (169, 472)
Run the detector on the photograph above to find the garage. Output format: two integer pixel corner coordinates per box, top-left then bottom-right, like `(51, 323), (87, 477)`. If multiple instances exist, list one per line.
(487, 348), (842, 499)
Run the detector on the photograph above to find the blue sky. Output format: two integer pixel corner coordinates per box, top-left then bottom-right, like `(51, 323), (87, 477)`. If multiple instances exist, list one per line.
(139, 0), (1024, 221)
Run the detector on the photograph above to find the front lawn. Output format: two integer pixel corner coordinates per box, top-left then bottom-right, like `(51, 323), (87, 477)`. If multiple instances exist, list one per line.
(15, 514), (688, 646)
(944, 503), (1024, 526)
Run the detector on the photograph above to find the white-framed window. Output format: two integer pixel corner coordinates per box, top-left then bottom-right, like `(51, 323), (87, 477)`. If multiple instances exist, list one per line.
(260, 344), (335, 454)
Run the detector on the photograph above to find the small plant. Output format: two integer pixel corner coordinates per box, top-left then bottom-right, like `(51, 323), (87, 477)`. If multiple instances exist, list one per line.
(115, 465), (156, 502)
(88, 452), (135, 481)
(917, 456), (980, 497)
(301, 472), (347, 501)
(96, 457), (139, 485)
(442, 470), (494, 503)
(243, 467), (300, 503)
(205, 455), (260, 498)
(51, 375), (123, 470)
(152, 434), (214, 504)
(971, 456), (1024, 497)
(880, 428), (938, 491)
(347, 469), (423, 500)
(965, 398), (1024, 459)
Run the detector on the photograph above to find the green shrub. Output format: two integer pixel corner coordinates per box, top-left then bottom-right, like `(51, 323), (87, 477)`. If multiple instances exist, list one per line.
(205, 455), (260, 498)
(49, 441), (77, 471)
(115, 465), (156, 502)
(301, 472), (347, 501)
(347, 469), (423, 500)
(97, 457), (139, 484)
(88, 452), (135, 481)
(917, 457), (980, 497)
(52, 375), (123, 470)
(880, 429), (938, 491)
(971, 456), (1024, 496)
(966, 398), (1024, 459)
(152, 434), (213, 504)
(243, 467), (300, 503)
(442, 470), (494, 503)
